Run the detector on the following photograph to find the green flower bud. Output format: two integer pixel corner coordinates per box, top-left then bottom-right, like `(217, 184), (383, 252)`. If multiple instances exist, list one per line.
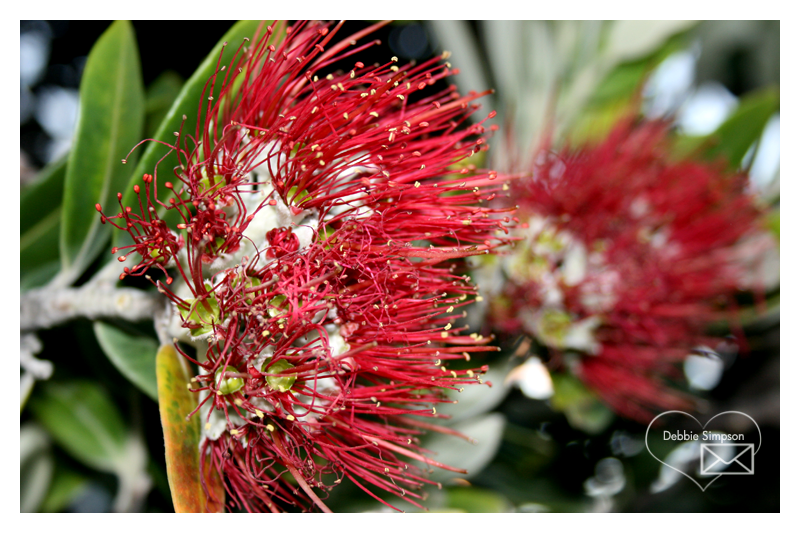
(198, 172), (225, 196)
(537, 309), (573, 346)
(179, 296), (221, 337)
(267, 295), (287, 317)
(215, 365), (244, 395)
(264, 359), (296, 393)
(287, 186), (310, 206)
(232, 275), (260, 305)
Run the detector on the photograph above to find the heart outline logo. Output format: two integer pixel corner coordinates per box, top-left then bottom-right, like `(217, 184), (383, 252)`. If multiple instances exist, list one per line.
(645, 410), (761, 492)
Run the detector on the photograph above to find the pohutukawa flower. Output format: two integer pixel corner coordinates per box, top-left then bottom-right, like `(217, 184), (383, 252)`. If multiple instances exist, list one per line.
(493, 118), (762, 422)
(97, 21), (513, 512)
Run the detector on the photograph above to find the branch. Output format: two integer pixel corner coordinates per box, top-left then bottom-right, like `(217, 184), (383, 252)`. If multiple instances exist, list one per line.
(20, 285), (162, 331)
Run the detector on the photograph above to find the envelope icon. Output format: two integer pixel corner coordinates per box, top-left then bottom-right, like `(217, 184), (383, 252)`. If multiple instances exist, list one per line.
(700, 443), (754, 475)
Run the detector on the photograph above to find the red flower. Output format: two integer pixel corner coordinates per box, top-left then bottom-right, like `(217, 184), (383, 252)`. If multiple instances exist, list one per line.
(98, 21), (513, 512)
(495, 118), (762, 422)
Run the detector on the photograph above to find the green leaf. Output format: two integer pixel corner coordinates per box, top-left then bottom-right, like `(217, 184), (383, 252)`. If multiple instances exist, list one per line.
(29, 381), (129, 473)
(591, 31), (688, 108)
(705, 86), (780, 169)
(20, 261), (62, 292)
(767, 208), (780, 243)
(21, 155), (67, 236)
(59, 20), (145, 285)
(116, 20), (261, 249)
(550, 373), (614, 434)
(156, 344), (224, 512)
(605, 21), (696, 64)
(675, 87), (780, 169)
(443, 486), (513, 513)
(21, 157), (67, 289)
(40, 465), (88, 513)
(571, 32), (688, 145)
(21, 209), (61, 284)
(93, 322), (159, 401)
(20, 423), (54, 513)
(144, 70), (184, 137)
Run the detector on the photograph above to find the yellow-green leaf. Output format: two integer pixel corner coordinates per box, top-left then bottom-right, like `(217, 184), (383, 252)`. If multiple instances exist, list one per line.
(156, 344), (224, 512)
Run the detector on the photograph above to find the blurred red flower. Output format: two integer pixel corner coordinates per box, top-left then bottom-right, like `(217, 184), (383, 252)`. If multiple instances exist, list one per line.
(495, 118), (762, 422)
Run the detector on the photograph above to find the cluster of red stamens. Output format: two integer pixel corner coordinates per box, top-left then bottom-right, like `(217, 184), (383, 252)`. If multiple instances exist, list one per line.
(97, 21), (515, 512)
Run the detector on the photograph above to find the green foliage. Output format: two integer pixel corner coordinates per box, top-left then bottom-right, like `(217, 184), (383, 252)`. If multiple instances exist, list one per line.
(20, 157), (66, 290)
(550, 373), (614, 434)
(20, 423), (54, 513)
(59, 21), (145, 285)
(93, 322), (159, 401)
(673, 87), (780, 169)
(21, 156), (66, 235)
(767, 208), (780, 243)
(144, 71), (184, 137)
(570, 31), (689, 146)
(40, 465), (89, 513)
(443, 486), (514, 512)
(703, 87), (780, 169)
(29, 381), (129, 474)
